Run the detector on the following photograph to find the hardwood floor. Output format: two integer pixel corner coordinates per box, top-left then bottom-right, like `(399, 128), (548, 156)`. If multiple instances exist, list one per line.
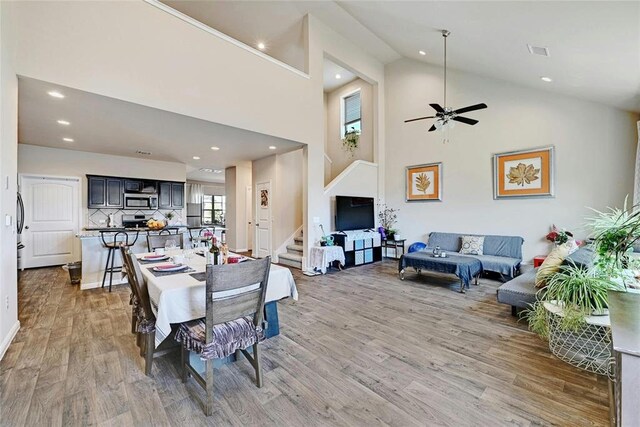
(1, 260), (609, 426)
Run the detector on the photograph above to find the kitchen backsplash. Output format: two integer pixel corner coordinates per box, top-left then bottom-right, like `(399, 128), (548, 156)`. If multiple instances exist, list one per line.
(87, 208), (185, 228)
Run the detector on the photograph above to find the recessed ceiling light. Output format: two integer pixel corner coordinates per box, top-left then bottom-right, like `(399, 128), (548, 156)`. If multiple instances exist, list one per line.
(57, 120), (70, 125)
(269, 146), (277, 150)
(257, 42), (266, 50)
(136, 150), (152, 155)
(210, 146), (220, 151)
(62, 137), (74, 142)
(335, 74), (342, 79)
(192, 156), (200, 160)
(213, 170), (223, 174)
(541, 76), (553, 82)
(48, 90), (65, 99)
(419, 50), (426, 56)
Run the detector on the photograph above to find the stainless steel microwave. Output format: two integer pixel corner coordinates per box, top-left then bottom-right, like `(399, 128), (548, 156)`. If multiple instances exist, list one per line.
(124, 193), (158, 210)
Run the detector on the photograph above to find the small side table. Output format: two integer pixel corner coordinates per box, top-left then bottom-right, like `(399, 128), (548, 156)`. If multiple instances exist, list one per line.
(309, 245), (345, 274)
(533, 255), (547, 268)
(382, 239), (406, 259)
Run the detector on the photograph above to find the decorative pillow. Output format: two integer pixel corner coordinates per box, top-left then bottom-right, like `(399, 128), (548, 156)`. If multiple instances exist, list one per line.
(565, 238), (579, 255)
(459, 235), (485, 255)
(535, 244), (571, 288)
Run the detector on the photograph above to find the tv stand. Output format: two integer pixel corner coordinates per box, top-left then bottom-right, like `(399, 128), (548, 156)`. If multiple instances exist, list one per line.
(332, 230), (382, 268)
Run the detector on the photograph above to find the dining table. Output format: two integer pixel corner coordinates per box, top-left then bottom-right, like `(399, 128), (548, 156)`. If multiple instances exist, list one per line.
(137, 251), (299, 348)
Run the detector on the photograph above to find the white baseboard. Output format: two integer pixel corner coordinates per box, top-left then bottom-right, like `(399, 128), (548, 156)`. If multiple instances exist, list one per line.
(0, 321), (20, 361)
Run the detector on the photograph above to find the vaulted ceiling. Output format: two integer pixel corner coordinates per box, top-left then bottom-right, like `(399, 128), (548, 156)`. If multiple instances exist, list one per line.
(163, 0), (640, 112)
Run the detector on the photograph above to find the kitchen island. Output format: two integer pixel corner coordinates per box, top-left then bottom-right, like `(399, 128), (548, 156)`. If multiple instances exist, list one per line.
(77, 226), (224, 290)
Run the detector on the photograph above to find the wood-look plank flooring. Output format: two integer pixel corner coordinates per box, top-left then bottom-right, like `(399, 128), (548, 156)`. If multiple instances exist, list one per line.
(1, 260), (609, 426)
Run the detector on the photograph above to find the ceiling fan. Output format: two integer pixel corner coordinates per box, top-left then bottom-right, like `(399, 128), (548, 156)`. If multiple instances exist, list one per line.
(405, 30), (487, 132)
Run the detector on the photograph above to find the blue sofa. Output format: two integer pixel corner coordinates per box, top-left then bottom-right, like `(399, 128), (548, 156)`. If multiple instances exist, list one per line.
(425, 232), (524, 279)
(496, 246), (596, 314)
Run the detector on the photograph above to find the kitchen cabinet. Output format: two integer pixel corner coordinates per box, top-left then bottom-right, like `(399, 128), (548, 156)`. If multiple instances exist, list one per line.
(88, 175), (182, 210)
(171, 183), (184, 208)
(124, 179), (143, 193)
(158, 181), (184, 209)
(87, 176), (123, 208)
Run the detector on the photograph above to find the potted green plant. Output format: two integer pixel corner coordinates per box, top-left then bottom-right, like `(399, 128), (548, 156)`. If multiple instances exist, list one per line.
(588, 196), (640, 272)
(342, 127), (360, 157)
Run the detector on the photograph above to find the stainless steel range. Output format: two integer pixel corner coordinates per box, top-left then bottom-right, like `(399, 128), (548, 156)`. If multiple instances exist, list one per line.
(122, 214), (152, 228)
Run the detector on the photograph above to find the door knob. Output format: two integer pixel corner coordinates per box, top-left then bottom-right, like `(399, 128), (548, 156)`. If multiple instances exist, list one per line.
(25, 225), (29, 229)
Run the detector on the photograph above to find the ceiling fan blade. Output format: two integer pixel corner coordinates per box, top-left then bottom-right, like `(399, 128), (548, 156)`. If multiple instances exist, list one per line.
(428, 124), (437, 132)
(404, 116), (435, 123)
(429, 103), (445, 113)
(452, 116), (479, 126)
(453, 103), (487, 115)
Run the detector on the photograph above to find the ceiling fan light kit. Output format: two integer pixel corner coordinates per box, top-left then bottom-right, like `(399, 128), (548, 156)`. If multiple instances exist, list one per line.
(405, 30), (488, 141)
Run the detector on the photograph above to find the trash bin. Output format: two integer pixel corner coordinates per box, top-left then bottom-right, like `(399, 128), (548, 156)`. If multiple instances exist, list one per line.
(63, 261), (82, 285)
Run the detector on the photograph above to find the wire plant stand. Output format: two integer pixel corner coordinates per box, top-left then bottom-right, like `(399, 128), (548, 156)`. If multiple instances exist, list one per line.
(544, 302), (614, 379)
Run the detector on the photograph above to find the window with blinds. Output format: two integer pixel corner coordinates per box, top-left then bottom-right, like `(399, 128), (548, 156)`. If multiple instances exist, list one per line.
(343, 91), (361, 137)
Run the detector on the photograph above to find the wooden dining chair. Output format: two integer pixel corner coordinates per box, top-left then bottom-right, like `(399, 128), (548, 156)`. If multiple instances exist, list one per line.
(176, 257), (271, 416)
(120, 245), (140, 335)
(122, 248), (157, 376)
(147, 234), (184, 252)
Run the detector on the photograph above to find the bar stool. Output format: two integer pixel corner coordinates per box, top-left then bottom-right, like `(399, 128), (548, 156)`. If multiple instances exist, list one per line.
(100, 230), (140, 292)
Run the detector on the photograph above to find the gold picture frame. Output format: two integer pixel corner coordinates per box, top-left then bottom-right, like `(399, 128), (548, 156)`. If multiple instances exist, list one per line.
(493, 146), (555, 199)
(406, 162), (442, 202)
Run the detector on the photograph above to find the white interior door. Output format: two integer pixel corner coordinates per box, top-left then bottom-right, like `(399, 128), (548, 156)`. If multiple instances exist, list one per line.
(20, 175), (80, 268)
(246, 185), (253, 251)
(255, 182), (271, 258)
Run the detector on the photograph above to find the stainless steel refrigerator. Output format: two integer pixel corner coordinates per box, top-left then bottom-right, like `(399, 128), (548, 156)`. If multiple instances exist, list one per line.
(186, 202), (202, 227)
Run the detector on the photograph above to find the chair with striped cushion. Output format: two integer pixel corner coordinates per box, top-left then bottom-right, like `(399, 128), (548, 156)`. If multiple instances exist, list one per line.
(175, 257), (271, 416)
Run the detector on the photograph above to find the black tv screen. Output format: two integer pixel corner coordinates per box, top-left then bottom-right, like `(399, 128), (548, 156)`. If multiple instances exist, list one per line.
(335, 196), (375, 231)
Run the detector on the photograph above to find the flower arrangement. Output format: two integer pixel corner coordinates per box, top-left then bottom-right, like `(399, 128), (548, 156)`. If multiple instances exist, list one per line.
(378, 204), (399, 239)
(342, 127), (360, 157)
(545, 225), (573, 245)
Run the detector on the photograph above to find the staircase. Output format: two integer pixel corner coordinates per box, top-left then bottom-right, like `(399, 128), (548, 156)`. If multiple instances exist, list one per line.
(278, 236), (303, 270)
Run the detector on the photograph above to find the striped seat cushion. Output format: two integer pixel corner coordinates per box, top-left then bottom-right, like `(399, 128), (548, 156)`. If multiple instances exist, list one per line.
(175, 316), (264, 360)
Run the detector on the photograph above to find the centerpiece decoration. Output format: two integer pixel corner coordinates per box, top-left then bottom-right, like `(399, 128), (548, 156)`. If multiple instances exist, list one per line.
(146, 218), (166, 230)
(378, 204), (399, 241)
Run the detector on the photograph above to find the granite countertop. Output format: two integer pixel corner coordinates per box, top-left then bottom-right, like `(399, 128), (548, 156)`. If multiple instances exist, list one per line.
(78, 225), (225, 238)
(608, 291), (640, 357)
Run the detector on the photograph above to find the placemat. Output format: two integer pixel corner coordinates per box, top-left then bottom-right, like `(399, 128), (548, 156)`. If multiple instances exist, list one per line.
(147, 266), (195, 277)
(189, 272), (206, 282)
(139, 257), (171, 265)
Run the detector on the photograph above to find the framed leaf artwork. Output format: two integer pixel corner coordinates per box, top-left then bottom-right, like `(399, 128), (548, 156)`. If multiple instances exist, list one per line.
(406, 162), (442, 202)
(493, 146), (555, 199)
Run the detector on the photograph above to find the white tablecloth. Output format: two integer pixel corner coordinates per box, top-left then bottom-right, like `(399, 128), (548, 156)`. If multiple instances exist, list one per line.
(309, 245), (345, 274)
(137, 252), (298, 347)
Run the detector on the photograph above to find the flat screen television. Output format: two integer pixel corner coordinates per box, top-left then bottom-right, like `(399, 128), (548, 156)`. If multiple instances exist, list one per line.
(335, 196), (375, 231)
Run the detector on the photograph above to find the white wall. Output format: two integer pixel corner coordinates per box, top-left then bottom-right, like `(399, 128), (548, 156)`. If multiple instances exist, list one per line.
(0, 2), (20, 360)
(385, 58), (640, 261)
(18, 144), (187, 225)
(252, 149), (304, 257)
(305, 16), (386, 268)
(324, 160), (378, 235)
(224, 163), (251, 251)
(6, 1), (315, 145)
(325, 78), (374, 181)
(3, 3), (386, 273)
